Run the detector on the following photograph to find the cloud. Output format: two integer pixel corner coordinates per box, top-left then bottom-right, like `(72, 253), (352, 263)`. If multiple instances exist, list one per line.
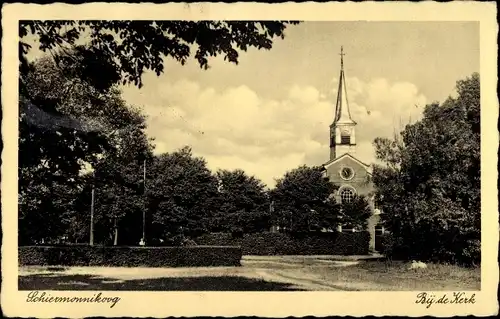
(122, 73), (427, 187)
(345, 76), (427, 143)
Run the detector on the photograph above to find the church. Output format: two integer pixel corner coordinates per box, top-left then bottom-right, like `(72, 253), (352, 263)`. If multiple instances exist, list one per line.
(322, 47), (382, 252)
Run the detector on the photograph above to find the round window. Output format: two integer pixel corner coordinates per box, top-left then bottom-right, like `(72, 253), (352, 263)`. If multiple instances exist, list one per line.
(340, 167), (354, 180)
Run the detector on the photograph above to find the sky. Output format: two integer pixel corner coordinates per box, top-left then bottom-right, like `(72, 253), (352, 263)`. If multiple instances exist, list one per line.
(26, 21), (479, 187)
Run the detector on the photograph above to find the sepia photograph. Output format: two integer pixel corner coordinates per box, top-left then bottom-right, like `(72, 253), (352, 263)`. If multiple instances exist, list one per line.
(2, 2), (498, 318)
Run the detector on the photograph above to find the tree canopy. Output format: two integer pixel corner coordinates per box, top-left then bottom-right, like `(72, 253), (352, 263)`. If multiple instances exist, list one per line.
(271, 165), (340, 232)
(212, 169), (270, 234)
(19, 55), (153, 245)
(372, 73), (480, 265)
(20, 20), (300, 90)
(147, 147), (219, 245)
(340, 195), (372, 230)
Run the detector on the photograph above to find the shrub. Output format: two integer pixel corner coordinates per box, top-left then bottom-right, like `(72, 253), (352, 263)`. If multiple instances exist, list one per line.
(379, 233), (394, 259)
(19, 245), (242, 267)
(383, 202), (481, 266)
(196, 231), (370, 255)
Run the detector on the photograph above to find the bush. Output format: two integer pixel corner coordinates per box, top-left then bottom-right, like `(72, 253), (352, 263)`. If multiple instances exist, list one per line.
(19, 245), (242, 267)
(196, 231), (370, 255)
(379, 233), (394, 259)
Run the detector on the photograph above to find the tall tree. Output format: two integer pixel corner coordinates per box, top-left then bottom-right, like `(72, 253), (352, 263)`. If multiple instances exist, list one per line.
(19, 55), (153, 244)
(88, 131), (154, 246)
(147, 147), (219, 244)
(271, 166), (340, 232)
(212, 169), (270, 234)
(372, 73), (480, 265)
(340, 195), (372, 230)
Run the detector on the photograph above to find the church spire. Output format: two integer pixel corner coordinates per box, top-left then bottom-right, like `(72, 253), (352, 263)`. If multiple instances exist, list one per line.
(329, 46), (356, 160)
(334, 46), (355, 125)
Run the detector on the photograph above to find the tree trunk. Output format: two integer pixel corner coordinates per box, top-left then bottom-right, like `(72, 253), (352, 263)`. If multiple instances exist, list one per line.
(113, 217), (119, 246)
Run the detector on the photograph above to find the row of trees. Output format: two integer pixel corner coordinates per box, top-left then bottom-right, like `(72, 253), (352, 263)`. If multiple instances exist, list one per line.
(18, 21), (370, 246)
(21, 140), (372, 246)
(20, 136), (375, 245)
(373, 73), (480, 265)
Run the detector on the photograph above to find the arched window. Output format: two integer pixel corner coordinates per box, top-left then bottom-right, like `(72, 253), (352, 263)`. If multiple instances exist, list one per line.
(340, 187), (356, 204)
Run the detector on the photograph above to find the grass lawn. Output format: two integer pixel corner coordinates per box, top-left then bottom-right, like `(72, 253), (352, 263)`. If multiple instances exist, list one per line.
(18, 257), (480, 291)
(19, 273), (304, 291)
(292, 260), (481, 291)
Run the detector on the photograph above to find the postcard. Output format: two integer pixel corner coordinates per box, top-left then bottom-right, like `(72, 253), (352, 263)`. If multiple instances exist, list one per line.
(1, 2), (498, 317)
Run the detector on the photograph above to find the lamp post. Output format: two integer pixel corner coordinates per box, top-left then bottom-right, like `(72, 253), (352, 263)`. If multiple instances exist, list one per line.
(90, 171), (95, 246)
(141, 159), (146, 246)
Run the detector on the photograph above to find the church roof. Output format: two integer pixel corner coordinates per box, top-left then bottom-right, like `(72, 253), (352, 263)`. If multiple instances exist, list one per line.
(333, 46), (356, 125)
(322, 152), (372, 174)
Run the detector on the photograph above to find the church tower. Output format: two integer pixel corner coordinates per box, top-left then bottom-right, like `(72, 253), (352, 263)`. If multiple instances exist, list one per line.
(330, 46), (356, 160)
(323, 47), (381, 253)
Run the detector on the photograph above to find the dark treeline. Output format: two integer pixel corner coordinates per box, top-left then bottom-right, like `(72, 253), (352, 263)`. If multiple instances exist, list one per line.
(17, 20), (305, 246)
(18, 53), (368, 245)
(19, 56), (365, 246)
(372, 73), (480, 266)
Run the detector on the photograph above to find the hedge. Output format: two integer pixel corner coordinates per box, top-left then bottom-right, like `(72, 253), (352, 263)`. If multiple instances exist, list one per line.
(195, 231), (370, 255)
(19, 245), (242, 267)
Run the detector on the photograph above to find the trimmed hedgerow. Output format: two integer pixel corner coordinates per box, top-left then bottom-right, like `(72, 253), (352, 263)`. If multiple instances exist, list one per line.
(19, 245), (242, 267)
(195, 231), (370, 255)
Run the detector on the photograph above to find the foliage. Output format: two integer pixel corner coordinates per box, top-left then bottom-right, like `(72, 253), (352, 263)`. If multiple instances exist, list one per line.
(19, 245), (242, 267)
(340, 195), (372, 230)
(211, 169), (270, 234)
(18, 182), (80, 245)
(20, 20), (299, 89)
(195, 231), (370, 256)
(379, 232), (395, 259)
(19, 56), (109, 191)
(372, 73), (480, 265)
(271, 166), (340, 232)
(147, 147), (219, 244)
(19, 55), (152, 245)
(18, 20), (300, 246)
(90, 116), (154, 246)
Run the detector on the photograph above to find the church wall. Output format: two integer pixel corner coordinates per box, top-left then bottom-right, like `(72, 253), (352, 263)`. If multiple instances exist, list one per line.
(367, 213), (381, 251)
(325, 157), (375, 201)
(324, 156), (380, 252)
(331, 144), (357, 160)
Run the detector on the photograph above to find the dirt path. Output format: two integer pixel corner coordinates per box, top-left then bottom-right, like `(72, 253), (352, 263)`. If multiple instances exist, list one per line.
(18, 256), (363, 291)
(19, 255), (478, 291)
